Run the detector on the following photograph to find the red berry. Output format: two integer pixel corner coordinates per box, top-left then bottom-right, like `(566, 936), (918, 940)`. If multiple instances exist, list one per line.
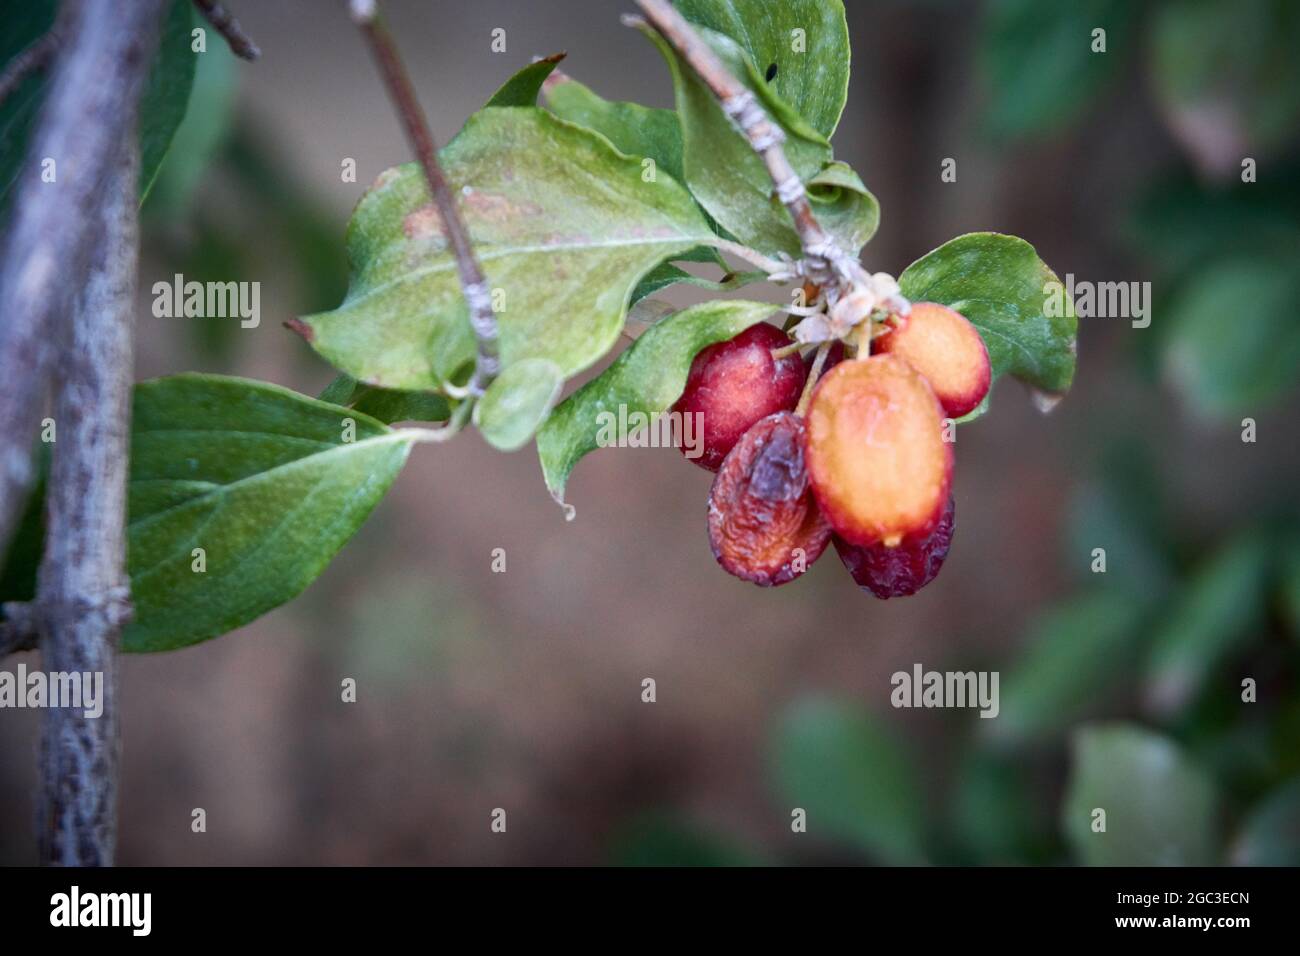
(707, 411), (831, 586)
(673, 323), (806, 471)
(834, 496), (955, 598)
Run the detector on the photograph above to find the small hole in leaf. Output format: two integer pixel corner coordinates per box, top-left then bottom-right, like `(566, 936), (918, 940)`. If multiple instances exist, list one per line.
(765, 62), (778, 82)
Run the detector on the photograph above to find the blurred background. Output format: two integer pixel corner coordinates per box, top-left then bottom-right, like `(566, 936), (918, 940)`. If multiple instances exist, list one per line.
(2, 0), (1299, 865)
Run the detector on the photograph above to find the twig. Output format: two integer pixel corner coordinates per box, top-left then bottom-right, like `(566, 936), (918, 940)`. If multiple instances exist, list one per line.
(711, 238), (786, 276)
(402, 403), (474, 444)
(349, 0), (500, 402)
(0, 0), (166, 583)
(630, 0), (853, 286)
(192, 0), (261, 61)
(0, 11), (66, 106)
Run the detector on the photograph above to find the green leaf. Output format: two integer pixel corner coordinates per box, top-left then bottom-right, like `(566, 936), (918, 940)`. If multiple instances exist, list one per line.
(629, 262), (764, 305)
(317, 373), (361, 405)
(0, 0), (197, 216)
(771, 698), (927, 864)
(317, 374), (451, 425)
(541, 75), (749, 298)
(898, 232), (1077, 411)
(1162, 256), (1300, 417)
(1144, 531), (1271, 716)
(544, 72), (686, 183)
(536, 299), (775, 511)
(473, 357), (564, 451)
(143, 31), (238, 218)
(484, 53), (566, 108)
(639, 21), (836, 256)
(350, 388), (450, 426)
(1151, 0), (1300, 166)
(1230, 776), (1300, 865)
(299, 107), (718, 397)
(674, 0), (850, 139)
(124, 375), (415, 652)
(979, 0), (1137, 137)
(138, 0), (199, 199)
(807, 161), (880, 254)
(990, 592), (1148, 747)
(1063, 724), (1219, 866)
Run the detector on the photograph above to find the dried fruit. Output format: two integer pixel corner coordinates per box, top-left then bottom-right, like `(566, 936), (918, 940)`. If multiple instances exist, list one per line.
(874, 302), (991, 418)
(835, 496), (955, 598)
(707, 411), (831, 586)
(673, 323), (806, 471)
(805, 354), (952, 547)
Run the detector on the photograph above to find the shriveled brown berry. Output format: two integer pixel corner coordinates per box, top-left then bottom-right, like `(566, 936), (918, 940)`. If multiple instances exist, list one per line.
(673, 323), (806, 471)
(834, 496), (955, 599)
(707, 411), (831, 586)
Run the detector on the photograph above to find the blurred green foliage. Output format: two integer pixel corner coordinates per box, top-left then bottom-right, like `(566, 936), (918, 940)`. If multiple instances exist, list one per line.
(979, 0), (1137, 137)
(0, 0), (196, 219)
(771, 698), (927, 863)
(1062, 725), (1220, 866)
(141, 42), (348, 369)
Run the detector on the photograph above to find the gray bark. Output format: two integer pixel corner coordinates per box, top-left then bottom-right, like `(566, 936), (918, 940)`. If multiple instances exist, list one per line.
(0, 0), (165, 562)
(35, 131), (140, 866)
(0, 0), (169, 866)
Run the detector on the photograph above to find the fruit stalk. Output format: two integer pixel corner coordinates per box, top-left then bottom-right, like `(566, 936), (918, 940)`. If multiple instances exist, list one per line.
(796, 343), (831, 416)
(350, 0), (499, 403)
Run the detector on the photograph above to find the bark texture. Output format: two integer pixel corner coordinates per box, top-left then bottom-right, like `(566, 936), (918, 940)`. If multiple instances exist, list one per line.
(0, 0), (163, 562)
(9, 0), (169, 866)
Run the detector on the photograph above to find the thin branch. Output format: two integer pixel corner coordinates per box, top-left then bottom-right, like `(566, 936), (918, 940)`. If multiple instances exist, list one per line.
(192, 0), (261, 61)
(0, 12), (66, 106)
(349, 0), (500, 401)
(630, 0), (854, 285)
(711, 238), (786, 276)
(0, 0), (166, 574)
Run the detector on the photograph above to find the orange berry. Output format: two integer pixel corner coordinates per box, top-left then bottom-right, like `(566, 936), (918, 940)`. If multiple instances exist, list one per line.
(875, 302), (990, 418)
(804, 355), (953, 547)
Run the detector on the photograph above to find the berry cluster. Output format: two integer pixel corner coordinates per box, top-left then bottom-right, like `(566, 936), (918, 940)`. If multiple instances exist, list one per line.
(673, 299), (991, 598)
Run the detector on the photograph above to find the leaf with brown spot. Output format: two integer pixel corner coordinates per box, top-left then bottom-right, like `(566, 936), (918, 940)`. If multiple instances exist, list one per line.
(298, 107), (720, 431)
